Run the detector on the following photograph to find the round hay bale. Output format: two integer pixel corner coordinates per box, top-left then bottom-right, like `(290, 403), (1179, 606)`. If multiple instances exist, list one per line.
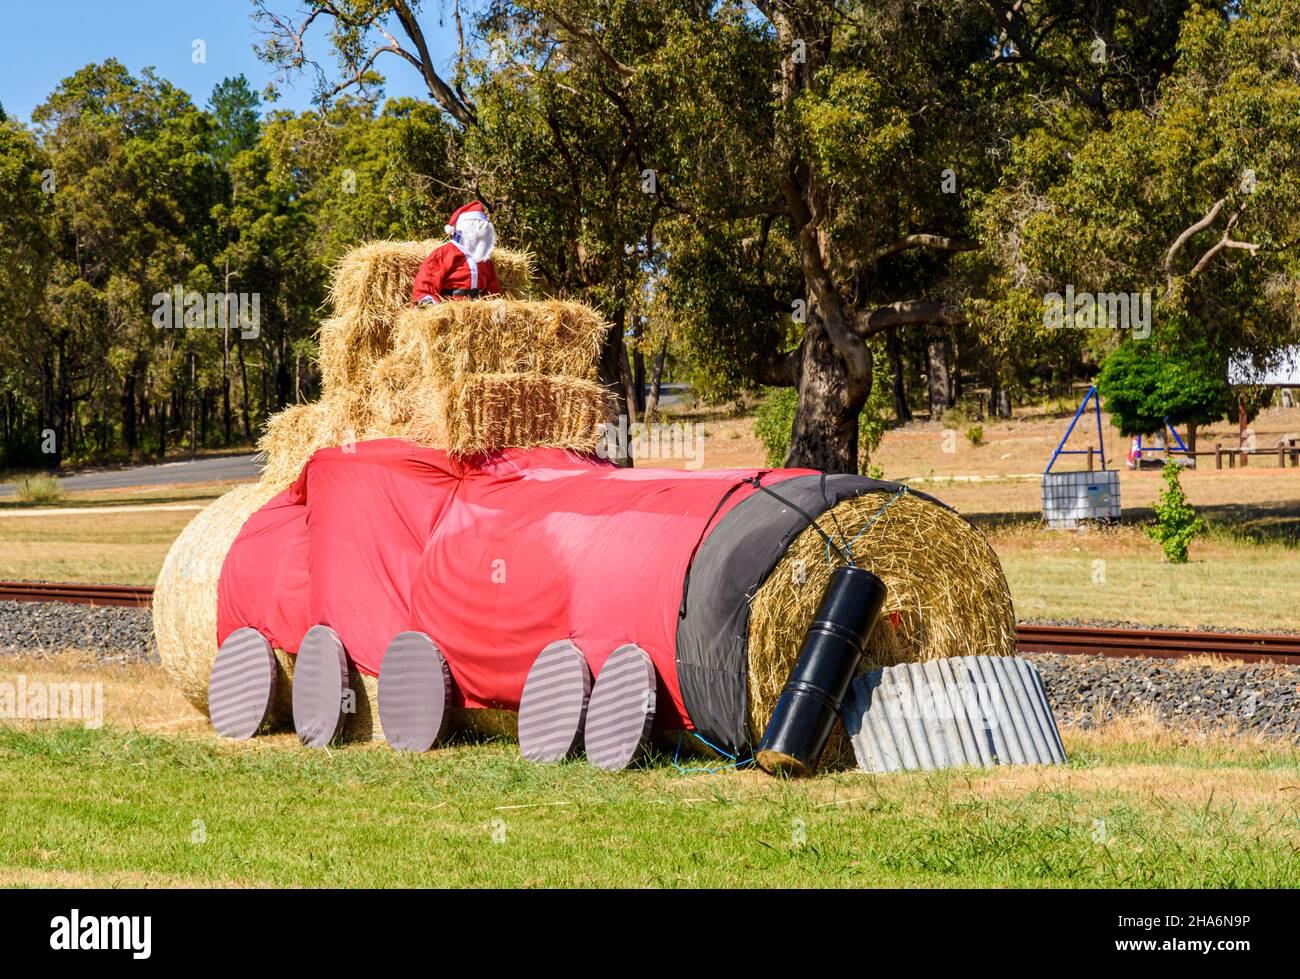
(153, 482), (289, 717)
(747, 490), (1015, 767)
(345, 670), (382, 742)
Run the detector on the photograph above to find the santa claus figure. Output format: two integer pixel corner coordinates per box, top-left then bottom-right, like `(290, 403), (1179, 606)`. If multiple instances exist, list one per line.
(411, 201), (502, 304)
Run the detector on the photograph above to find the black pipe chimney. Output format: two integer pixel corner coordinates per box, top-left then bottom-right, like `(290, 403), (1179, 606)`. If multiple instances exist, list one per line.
(756, 565), (887, 776)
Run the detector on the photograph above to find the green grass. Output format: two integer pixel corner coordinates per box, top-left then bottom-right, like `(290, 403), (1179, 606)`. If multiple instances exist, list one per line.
(2, 724), (1297, 887)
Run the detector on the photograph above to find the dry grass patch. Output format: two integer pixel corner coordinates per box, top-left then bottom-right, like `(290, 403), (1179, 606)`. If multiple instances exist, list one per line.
(0, 508), (201, 585)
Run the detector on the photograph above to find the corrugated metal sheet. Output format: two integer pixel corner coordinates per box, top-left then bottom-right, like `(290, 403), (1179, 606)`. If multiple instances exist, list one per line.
(843, 655), (1066, 773)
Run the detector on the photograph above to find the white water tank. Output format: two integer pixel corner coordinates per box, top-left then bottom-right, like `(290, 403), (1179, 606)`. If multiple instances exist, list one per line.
(1041, 469), (1120, 529)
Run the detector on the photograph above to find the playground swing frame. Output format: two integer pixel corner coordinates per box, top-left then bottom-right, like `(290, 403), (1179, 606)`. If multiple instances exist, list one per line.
(1044, 386), (1108, 474)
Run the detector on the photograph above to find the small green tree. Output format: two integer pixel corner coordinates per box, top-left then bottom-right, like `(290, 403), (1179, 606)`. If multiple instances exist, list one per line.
(1098, 341), (1232, 451)
(1146, 460), (1206, 563)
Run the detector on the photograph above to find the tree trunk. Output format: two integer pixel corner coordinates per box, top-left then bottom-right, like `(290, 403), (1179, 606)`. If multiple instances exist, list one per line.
(618, 339), (638, 426)
(595, 316), (632, 467)
(926, 333), (952, 420)
(121, 371), (137, 453)
(189, 351), (197, 457)
(632, 316), (646, 414)
(236, 337), (252, 438)
(770, 3), (868, 474)
(886, 330), (912, 423)
(642, 340), (668, 426)
(785, 315), (866, 473)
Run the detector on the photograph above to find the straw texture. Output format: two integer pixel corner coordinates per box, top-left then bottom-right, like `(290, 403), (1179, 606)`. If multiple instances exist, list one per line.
(255, 240), (607, 491)
(747, 490), (1016, 768)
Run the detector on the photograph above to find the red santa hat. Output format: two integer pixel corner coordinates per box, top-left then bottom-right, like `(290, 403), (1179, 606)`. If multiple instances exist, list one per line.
(445, 201), (491, 236)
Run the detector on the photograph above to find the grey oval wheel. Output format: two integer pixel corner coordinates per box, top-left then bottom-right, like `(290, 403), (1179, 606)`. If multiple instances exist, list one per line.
(292, 625), (349, 748)
(584, 644), (657, 771)
(378, 631), (452, 752)
(209, 628), (276, 740)
(518, 640), (591, 763)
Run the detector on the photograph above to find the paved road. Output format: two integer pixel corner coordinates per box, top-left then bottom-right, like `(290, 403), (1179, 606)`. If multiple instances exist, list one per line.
(0, 385), (688, 498)
(0, 453), (262, 498)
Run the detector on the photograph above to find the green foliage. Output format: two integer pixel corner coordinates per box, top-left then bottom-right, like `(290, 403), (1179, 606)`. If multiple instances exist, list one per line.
(965, 424), (984, 447)
(1146, 460), (1207, 563)
(14, 474), (65, 504)
(0, 55), (467, 468)
(1097, 341), (1232, 437)
(208, 76), (261, 165)
(753, 387), (798, 467)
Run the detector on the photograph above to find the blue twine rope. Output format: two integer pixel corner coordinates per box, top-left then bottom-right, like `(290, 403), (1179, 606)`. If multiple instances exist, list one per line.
(823, 485), (909, 566)
(672, 730), (754, 775)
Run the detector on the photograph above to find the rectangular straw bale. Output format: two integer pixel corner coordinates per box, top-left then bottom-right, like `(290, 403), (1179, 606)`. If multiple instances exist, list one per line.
(405, 371), (611, 456)
(390, 299), (606, 381)
(321, 239), (535, 395)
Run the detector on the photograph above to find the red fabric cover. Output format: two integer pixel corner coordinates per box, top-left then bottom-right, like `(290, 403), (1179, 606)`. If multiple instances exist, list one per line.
(215, 488), (312, 654)
(410, 241), (501, 302)
(216, 440), (812, 729)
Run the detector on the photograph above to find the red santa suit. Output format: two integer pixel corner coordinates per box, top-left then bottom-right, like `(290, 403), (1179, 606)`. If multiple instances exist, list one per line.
(411, 201), (502, 304)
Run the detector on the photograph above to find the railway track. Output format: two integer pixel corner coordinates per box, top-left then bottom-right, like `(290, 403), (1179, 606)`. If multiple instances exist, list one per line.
(1014, 624), (1300, 665)
(0, 581), (154, 608)
(1, 580), (1297, 665)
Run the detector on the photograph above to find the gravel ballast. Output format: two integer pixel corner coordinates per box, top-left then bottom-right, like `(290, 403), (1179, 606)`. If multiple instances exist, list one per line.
(0, 602), (1295, 740)
(1029, 652), (1300, 739)
(0, 600), (156, 664)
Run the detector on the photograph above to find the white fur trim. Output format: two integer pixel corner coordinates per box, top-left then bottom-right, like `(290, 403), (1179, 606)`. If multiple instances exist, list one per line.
(444, 224), (456, 235)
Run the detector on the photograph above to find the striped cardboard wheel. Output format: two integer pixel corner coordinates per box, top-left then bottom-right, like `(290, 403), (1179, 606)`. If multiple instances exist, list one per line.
(208, 627), (276, 740)
(584, 644), (657, 771)
(292, 624), (349, 748)
(378, 631), (452, 752)
(518, 640), (591, 763)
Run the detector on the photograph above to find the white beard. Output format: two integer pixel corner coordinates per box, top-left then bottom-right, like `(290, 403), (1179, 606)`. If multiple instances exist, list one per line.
(456, 219), (495, 264)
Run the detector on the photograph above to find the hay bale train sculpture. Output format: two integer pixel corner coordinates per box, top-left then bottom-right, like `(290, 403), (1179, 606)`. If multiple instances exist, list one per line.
(154, 214), (1033, 775)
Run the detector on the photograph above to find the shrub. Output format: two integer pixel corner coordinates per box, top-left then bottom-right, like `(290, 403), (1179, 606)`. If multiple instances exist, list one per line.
(752, 380), (892, 471)
(14, 473), (65, 504)
(1145, 460), (1205, 563)
(965, 424), (984, 447)
(753, 387), (799, 467)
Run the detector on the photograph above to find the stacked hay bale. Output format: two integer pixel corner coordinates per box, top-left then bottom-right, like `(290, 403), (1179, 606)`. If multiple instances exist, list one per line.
(156, 238), (612, 733)
(256, 240), (611, 489)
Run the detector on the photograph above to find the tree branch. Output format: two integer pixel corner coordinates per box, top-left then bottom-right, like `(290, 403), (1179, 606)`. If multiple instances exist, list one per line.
(866, 233), (977, 266)
(857, 299), (966, 338)
(254, 1), (477, 127)
(1164, 196), (1226, 276)
(546, 11), (635, 79)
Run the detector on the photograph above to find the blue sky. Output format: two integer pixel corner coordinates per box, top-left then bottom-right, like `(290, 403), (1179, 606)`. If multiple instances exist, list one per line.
(0, 0), (461, 122)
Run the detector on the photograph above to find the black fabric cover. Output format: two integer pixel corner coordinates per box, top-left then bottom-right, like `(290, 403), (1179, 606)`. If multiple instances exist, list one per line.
(675, 474), (939, 755)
